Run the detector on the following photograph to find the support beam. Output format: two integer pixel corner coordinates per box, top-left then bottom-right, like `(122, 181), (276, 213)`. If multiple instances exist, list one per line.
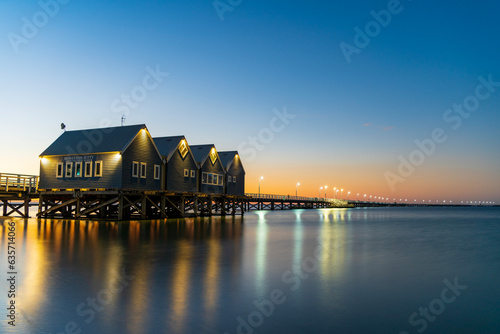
(37, 198), (78, 217)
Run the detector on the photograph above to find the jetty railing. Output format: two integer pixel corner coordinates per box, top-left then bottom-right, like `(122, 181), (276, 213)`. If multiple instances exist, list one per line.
(0, 173), (39, 193)
(246, 193), (347, 204)
(246, 193), (328, 201)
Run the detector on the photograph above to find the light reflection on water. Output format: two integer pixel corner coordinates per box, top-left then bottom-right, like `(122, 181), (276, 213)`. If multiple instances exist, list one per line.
(0, 208), (499, 334)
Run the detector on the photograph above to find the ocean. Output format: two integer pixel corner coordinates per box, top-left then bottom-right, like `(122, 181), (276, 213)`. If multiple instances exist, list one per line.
(1, 207), (499, 333)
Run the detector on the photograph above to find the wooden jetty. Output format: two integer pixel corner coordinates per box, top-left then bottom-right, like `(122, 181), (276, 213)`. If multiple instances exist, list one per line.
(0, 173), (39, 218)
(244, 193), (350, 210)
(0, 173), (350, 219)
(36, 190), (246, 219)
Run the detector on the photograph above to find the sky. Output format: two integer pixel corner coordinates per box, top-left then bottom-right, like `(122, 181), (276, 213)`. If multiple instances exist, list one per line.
(1, 0), (499, 203)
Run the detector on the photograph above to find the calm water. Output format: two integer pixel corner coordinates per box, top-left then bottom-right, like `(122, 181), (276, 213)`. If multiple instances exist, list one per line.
(1, 207), (500, 334)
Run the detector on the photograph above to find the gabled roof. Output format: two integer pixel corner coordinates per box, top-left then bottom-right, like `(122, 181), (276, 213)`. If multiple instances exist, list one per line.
(218, 151), (238, 169)
(219, 151), (245, 173)
(153, 136), (188, 161)
(40, 124), (152, 156)
(190, 144), (218, 166)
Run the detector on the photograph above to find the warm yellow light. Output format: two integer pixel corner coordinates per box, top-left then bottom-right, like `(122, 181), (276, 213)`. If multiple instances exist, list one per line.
(40, 157), (48, 164)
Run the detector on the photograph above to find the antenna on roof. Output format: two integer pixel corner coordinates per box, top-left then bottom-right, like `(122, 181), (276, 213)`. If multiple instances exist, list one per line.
(121, 115), (126, 126)
(61, 123), (66, 132)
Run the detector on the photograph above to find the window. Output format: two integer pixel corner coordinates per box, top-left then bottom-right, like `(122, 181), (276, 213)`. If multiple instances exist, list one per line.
(228, 175), (232, 183)
(154, 164), (160, 180)
(183, 169), (189, 177)
(132, 161), (139, 178)
(178, 140), (188, 158)
(209, 148), (217, 165)
(95, 161), (103, 177)
(202, 172), (223, 185)
(56, 163), (64, 178)
(84, 161), (92, 177)
(233, 176), (236, 183)
(66, 162), (73, 177)
(140, 162), (147, 178)
(75, 162), (82, 177)
(190, 170), (195, 178)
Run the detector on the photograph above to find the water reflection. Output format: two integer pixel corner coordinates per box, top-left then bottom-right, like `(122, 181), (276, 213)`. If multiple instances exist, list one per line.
(293, 210), (304, 274)
(0, 217), (244, 334)
(317, 209), (348, 309)
(4, 209), (493, 334)
(255, 211), (269, 297)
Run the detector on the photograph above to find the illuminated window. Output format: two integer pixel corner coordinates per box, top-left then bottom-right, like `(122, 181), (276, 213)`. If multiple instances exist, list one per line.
(209, 148), (217, 165)
(233, 176), (236, 183)
(95, 161), (103, 177)
(75, 162), (82, 177)
(178, 140), (188, 158)
(228, 175), (231, 183)
(66, 162), (73, 177)
(202, 172), (223, 185)
(132, 162), (139, 178)
(140, 163), (147, 178)
(84, 161), (92, 177)
(183, 169), (189, 177)
(190, 170), (195, 178)
(56, 163), (64, 178)
(154, 164), (160, 180)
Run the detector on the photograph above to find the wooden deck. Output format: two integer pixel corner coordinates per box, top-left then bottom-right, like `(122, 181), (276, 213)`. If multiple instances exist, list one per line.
(0, 173), (39, 218)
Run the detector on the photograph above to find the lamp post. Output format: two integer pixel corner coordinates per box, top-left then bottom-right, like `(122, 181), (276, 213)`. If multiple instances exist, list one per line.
(357, 193), (359, 201)
(336, 190), (339, 199)
(296, 182), (300, 197)
(258, 176), (264, 197)
(334, 187), (337, 199)
(324, 186), (328, 199)
(347, 191), (351, 200)
(319, 187), (323, 198)
(341, 189), (344, 200)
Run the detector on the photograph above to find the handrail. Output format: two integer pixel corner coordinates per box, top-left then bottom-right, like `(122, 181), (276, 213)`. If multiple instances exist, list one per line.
(246, 193), (348, 203)
(0, 173), (39, 193)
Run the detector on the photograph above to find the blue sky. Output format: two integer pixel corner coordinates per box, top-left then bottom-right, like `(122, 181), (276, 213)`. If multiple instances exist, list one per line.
(1, 0), (499, 202)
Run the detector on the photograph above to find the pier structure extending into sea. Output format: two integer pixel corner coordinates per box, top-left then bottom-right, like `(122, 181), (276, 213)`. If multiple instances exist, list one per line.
(0, 172), (496, 220)
(0, 172), (350, 219)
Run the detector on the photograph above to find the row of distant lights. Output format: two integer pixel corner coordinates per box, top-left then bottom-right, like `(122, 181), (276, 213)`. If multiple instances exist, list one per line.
(359, 196), (495, 205)
(257, 178), (496, 205)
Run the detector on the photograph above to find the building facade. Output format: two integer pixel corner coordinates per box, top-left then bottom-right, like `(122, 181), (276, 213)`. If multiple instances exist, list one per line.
(219, 151), (245, 196)
(153, 136), (198, 193)
(190, 145), (225, 194)
(39, 124), (163, 191)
